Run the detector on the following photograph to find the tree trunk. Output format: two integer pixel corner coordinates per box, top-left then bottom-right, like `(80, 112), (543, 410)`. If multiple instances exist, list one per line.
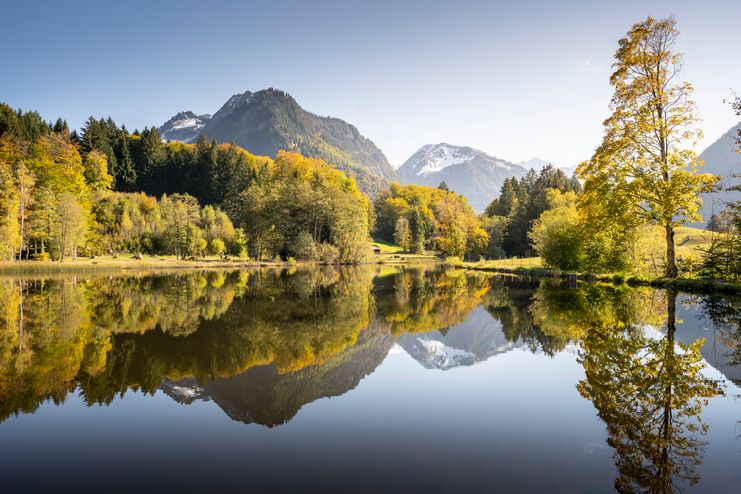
(18, 280), (23, 352)
(664, 223), (677, 278)
(19, 181), (25, 259)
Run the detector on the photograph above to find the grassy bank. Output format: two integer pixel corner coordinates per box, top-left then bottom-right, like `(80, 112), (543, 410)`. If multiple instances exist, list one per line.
(0, 255), (283, 275)
(372, 240), (441, 264)
(454, 260), (741, 294)
(0, 248), (442, 275)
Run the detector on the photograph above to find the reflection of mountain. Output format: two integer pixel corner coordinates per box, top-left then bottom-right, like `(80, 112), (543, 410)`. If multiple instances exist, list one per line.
(674, 295), (741, 385)
(160, 323), (394, 426)
(398, 306), (522, 370)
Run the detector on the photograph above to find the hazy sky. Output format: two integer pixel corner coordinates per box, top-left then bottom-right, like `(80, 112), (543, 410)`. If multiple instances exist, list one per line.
(2, 0), (739, 166)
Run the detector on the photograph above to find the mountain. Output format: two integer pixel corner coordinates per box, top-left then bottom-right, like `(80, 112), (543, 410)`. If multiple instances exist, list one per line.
(158, 88), (396, 195)
(158, 111), (211, 143)
(692, 122), (741, 227)
(517, 157), (551, 171)
(397, 143), (527, 212)
(517, 157), (578, 177)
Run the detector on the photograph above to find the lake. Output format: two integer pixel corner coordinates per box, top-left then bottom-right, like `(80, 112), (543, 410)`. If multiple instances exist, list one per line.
(0, 266), (739, 493)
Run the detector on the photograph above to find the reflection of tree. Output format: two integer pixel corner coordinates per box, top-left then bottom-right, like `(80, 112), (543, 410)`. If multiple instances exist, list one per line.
(87, 271), (244, 336)
(577, 290), (721, 493)
(0, 268), (374, 421)
(483, 277), (550, 352)
(376, 267), (489, 335)
(78, 267), (375, 403)
(0, 278), (111, 422)
(485, 278), (665, 356)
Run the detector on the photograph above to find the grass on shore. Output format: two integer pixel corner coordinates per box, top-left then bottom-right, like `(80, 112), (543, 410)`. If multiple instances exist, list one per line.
(0, 254), (274, 275)
(371, 239), (440, 263)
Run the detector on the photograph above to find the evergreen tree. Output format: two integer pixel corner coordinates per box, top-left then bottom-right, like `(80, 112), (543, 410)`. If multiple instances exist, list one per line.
(113, 133), (136, 190)
(135, 127), (166, 194)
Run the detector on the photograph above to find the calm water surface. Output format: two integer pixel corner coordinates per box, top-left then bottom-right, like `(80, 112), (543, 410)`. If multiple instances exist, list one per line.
(0, 267), (739, 493)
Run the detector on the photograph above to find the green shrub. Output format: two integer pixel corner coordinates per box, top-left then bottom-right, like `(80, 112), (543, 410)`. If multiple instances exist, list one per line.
(32, 252), (50, 261)
(444, 256), (464, 267)
(316, 243), (339, 264)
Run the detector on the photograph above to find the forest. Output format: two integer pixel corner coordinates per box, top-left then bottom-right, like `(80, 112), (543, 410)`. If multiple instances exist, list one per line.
(0, 107), (376, 263)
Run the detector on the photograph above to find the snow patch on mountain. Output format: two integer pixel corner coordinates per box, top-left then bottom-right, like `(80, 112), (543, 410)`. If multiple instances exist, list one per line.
(416, 144), (482, 175)
(159, 111), (211, 143)
(402, 143), (513, 177)
(397, 143), (527, 212)
(417, 339), (476, 369)
(171, 116), (206, 131)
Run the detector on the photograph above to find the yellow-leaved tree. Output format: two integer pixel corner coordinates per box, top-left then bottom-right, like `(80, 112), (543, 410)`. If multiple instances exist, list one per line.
(577, 17), (717, 278)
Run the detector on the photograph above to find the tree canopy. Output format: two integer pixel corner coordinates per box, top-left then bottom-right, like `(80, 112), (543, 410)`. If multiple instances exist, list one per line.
(577, 17), (717, 278)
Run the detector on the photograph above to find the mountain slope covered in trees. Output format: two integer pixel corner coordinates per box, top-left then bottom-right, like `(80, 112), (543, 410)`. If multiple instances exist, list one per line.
(159, 88), (396, 196)
(692, 122), (741, 227)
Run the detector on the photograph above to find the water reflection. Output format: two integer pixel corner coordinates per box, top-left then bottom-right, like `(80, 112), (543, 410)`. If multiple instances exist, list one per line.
(0, 267), (739, 492)
(576, 289), (722, 493)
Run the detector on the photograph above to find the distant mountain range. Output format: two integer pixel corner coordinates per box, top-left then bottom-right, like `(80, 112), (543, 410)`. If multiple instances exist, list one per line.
(159, 88), (735, 218)
(397, 143), (528, 212)
(693, 122), (741, 227)
(159, 88), (396, 195)
(516, 157), (578, 177)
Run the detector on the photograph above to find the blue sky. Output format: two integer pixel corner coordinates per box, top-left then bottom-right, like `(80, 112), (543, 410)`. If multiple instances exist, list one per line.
(2, 0), (739, 166)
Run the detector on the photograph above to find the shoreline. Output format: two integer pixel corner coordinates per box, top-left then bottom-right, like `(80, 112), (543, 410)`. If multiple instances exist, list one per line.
(0, 254), (442, 275)
(455, 263), (741, 294)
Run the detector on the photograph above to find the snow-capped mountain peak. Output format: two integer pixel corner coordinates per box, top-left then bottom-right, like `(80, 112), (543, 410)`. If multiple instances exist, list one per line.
(400, 143), (513, 177)
(397, 143), (527, 212)
(159, 111), (211, 143)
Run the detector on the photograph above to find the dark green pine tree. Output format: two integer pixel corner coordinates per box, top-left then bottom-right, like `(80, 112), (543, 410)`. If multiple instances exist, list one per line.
(438, 181), (449, 191)
(52, 118), (69, 135)
(191, 135), (220, 204)
(136, 127), (166, 194)
(114, 133), (137, 190)
(80, 117), (118, 177)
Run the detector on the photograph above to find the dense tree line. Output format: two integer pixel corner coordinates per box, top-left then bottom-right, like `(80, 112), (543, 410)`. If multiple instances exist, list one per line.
(227, 151), (373, 262)
(0, 105), (373, 263)
(481, 166), (581, 258)
(374, 182), (488, 259)
(0, 105), (242, 260)
(79, 116), (270, 204)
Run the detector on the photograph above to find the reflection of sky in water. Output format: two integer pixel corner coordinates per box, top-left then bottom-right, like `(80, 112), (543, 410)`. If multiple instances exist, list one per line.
(0, 272), (739, 493)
